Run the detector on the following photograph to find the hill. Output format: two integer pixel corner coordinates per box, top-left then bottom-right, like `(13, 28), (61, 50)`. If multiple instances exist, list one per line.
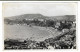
(4, 14), (76, 21)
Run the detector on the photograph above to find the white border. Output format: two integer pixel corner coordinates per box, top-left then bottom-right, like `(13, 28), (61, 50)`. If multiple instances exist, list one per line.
(0, 1), (80, 52)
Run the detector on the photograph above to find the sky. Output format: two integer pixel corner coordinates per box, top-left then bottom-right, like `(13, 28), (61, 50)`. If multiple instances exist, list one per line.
(3, 2), (77, 17)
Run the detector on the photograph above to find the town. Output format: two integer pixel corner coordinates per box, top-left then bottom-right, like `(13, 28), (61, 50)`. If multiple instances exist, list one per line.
(4, 14), (76, 49)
